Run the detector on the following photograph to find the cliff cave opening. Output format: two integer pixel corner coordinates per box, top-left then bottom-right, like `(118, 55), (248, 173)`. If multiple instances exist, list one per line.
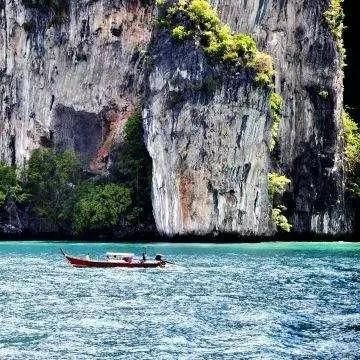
(343, 0), (360, 121)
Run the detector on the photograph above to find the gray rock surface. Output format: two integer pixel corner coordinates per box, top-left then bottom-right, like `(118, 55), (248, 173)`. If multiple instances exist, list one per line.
(212, 0), (349, 233)
(0, 0), (154, 170)
(143, 34), (272, 236)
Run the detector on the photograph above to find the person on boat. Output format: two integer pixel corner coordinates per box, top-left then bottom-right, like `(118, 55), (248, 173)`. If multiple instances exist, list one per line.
(155, 254), (162, 262)
(155, 254), (166, 266)
(142, 252), (146, 262)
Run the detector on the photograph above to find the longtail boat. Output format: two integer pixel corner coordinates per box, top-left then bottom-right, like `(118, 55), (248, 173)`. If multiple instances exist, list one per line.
(60, 249), (167, 268)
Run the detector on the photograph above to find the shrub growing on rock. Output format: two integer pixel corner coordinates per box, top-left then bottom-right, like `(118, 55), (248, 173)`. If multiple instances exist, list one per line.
(268, 172), (291, 200)
(268, 172), (292, 232)
(271, 206), (292, 233)
(324, 0), (345, 66)
(158, 0), (274, 85)
(269, 92), (284, 151)
(171, 25), (189, 40)
(343, 110), (360, 196)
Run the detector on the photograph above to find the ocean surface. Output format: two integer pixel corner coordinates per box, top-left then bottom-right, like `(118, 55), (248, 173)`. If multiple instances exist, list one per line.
(0, 241), (359, 360)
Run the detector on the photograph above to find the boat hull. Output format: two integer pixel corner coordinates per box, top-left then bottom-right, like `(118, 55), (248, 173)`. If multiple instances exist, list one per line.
(64, 254), (164, 268)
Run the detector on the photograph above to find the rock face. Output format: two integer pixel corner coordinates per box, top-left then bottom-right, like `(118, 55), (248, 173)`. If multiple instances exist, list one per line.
(0, 0), (351, 237)
(211, 0), (349, 234)
(0, 0), (154, 170)
(143, 33), (272, 236)
(143, 0), (349, 235)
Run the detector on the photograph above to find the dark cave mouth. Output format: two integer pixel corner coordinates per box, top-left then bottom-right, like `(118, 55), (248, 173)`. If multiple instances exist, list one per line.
(343, 0), (360, 121)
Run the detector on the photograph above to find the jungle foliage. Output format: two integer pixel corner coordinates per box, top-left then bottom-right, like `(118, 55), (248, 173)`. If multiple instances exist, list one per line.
(0, 113), (152, 234)
(0, 163), (28, 207)
(324, 0), (345, 66)
(25, 148), (80, 223)
(73, 183), (132, 233)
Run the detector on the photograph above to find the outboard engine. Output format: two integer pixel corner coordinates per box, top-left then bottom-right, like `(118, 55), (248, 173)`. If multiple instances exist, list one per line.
(155, 254), (163, 261)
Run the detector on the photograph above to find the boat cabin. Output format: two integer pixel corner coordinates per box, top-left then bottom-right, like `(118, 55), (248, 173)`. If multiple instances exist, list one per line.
(106, 252), (134, 262)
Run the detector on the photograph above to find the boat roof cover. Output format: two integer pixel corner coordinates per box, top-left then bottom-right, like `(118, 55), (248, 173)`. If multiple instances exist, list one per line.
(106, 252), (134, 257)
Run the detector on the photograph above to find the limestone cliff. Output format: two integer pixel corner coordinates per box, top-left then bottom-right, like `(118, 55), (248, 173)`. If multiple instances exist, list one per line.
(143, 32), (272, 236)
(0, 0), (351, 237)
(211, 0), (348, 234)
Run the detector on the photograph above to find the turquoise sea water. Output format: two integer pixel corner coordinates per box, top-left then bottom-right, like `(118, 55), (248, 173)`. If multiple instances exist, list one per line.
(0, 241), (359, 360)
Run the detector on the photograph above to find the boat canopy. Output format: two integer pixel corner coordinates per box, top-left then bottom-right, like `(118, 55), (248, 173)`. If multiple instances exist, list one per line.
(106, 252), (134, 258)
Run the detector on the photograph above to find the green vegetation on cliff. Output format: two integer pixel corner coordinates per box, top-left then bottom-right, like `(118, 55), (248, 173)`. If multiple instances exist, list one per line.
(171, 25), (190, 40)
(268, 172), (292, 232)
(114, 112), (153, 225)
(324, 0), (345, 66)
(158, 0), (274, 85)
(269, 92), (283, 151)
(268, 93), (289, 232)
(0, 164), (28, 207)
(23, 145), (135, 232)
(343, 110), (360, 196)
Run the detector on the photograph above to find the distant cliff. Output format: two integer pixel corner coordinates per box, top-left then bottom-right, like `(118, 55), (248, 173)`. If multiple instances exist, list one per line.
(0, 0), (352, 238)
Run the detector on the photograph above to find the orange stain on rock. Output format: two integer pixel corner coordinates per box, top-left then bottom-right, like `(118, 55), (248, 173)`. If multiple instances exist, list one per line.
(179, 176), (193, 225)
(90, 102), (136, 172)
